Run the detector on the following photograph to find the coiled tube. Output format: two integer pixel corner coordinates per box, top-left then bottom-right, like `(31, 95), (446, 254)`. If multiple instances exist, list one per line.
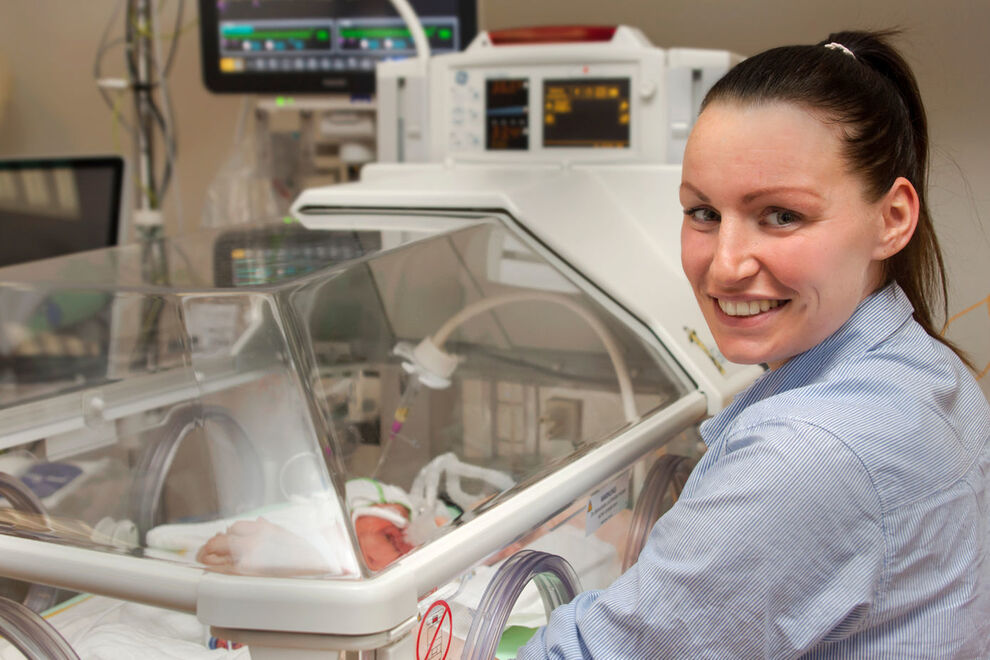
(0, 596), (79, 659)
(462, 550), (581, 660)
(0, 472), (59, 613)
(130, 403), (263, 541)
(622, 454), (694, 571)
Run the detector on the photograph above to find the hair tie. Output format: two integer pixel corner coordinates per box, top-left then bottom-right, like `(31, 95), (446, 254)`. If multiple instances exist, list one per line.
(825, 42), (856, 60)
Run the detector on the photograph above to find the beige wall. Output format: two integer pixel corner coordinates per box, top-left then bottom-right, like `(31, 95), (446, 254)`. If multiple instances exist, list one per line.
(1, 0), (988, 387)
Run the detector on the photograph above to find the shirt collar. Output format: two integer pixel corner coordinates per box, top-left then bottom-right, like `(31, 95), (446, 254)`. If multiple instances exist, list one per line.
(701, 282), (915, 439)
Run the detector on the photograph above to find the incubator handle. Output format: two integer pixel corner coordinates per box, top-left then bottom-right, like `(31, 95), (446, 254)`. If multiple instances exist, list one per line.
(621, 454), (695, 571)
(462, 550), (581, 660)
(0, 472), (60, 613)
(0, 596), (80, 659)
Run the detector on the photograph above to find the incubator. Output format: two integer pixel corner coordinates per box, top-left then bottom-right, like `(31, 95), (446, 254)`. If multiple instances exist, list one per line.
(2, 215), (706, 658)
(0, 24), (760, 660)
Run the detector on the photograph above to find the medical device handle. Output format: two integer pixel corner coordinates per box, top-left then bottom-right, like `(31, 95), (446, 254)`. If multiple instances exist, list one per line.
(462, 550), (581, 660)
(621, 453), (694, 571)
(0, 596), (80, 660)
(0, 473), (60, 613)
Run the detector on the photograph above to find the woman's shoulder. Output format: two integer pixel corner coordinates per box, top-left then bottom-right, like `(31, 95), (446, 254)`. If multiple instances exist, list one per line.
(728, 336), (989, 510)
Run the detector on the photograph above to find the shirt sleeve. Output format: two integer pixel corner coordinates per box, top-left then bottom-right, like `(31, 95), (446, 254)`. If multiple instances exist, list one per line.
(517, 418), (887, 659)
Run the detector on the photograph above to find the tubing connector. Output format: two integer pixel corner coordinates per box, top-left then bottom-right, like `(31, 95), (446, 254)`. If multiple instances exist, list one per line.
(393, 337), (459, 389)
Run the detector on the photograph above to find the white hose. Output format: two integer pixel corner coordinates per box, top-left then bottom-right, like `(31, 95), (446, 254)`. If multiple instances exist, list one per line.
(387, 0), (431, 60)
(431, 292), (639, 423)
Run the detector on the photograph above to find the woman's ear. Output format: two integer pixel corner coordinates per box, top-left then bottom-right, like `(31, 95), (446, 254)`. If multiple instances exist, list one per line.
(873, 176), (920, 260)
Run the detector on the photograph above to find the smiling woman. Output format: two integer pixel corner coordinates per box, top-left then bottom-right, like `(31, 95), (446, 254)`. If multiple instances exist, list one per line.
(518, 30), (990, 660)
(679, 101), (918, 369)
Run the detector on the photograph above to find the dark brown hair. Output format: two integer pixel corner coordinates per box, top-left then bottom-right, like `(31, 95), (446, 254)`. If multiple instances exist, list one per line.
(702, 30), (966, 361)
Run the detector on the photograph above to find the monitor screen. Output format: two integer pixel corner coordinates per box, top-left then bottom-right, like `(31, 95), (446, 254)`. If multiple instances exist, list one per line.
(543, 78), (631, 149)
(486, 78), (529, 151)
(0, 156), (125, 269)
(199, 0), (477, 95)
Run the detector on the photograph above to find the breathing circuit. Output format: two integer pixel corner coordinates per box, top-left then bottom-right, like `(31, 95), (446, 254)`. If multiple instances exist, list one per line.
(396, 291), (639, 421)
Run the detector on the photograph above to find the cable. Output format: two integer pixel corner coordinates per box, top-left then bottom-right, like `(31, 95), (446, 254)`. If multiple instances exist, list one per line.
(149, 0), (178, 202)
(159, 0), (186, 77)
(93, 0), (133, 133)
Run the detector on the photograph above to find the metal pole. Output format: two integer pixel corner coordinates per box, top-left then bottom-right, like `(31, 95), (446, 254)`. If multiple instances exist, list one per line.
(131, 0), (158, 213)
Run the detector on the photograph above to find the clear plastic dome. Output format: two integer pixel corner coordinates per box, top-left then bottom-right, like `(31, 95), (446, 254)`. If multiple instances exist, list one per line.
(0, 217), (690, 582)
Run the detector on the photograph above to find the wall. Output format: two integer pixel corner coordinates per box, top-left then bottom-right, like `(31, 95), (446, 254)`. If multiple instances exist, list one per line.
(1, 0), (987, 393)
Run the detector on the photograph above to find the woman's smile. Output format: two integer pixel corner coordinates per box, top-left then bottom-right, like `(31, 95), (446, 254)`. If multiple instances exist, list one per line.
(680, 101), (888, 368)
(715, 298), (788, 317)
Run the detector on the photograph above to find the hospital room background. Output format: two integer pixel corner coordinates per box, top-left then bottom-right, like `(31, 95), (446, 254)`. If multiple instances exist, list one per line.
(0, 0), (987, 658)
(2, 0), (987, 396)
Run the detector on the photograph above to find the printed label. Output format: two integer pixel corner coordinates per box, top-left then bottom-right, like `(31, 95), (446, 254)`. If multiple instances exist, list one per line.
(586, 469), (631, 535)
(416, 599), (452, 660)
(185, 302), (240, 357)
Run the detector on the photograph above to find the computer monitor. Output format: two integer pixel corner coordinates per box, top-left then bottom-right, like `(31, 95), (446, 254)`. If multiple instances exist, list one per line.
(0, 156), (127, 269)
(198, 0), (477, 95)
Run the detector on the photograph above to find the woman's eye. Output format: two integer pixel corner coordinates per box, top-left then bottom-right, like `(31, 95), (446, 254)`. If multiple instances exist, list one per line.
(765, 209), (800, 226)
(684, 207), (719, 223)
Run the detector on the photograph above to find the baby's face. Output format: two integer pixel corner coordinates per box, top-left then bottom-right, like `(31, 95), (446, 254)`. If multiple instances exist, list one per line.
(354, 503), (413, 571)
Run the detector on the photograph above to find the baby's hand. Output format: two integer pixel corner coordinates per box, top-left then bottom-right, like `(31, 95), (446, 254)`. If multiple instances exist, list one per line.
(196, 517), (329, 576)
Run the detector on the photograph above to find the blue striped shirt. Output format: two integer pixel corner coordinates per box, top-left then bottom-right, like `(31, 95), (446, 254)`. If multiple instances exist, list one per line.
(518, 283), (990, 659)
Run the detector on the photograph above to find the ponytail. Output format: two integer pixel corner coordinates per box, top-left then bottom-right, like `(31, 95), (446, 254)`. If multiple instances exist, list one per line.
(702, 30), (968, 364)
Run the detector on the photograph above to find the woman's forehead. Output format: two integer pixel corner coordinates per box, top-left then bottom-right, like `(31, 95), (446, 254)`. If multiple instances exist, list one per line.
(683, 101), (849, 191)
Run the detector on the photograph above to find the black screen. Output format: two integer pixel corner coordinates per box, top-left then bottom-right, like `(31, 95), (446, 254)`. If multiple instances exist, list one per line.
(199, 0), (477, 95)
(486, 78), (529, 150)
(0, 157), (124, 268)
(543, 78), (631, 148)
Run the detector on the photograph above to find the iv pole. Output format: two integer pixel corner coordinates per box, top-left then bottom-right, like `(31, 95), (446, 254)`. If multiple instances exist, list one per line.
(126, 0), (174, 368)
(132, 0), (159, 228)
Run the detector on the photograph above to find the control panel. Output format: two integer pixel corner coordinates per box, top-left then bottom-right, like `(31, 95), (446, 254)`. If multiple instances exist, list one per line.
(446, 65), (643, 157)
(375, 25), (740, 165)
(429, 27), (666, 163)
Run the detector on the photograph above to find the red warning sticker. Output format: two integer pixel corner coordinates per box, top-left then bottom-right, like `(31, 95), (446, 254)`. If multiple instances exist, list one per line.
(416, 599), (453, 660)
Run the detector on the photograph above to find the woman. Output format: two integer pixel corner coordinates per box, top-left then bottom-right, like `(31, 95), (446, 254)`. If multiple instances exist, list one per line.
(518, 31), (989, 658)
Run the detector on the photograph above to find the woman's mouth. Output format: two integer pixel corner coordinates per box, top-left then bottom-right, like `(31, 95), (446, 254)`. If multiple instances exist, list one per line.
(716, 298), (788, 317)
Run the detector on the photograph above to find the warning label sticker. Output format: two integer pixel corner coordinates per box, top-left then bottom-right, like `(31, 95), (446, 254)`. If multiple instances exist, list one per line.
(585, 469), (631, 535)
(416, 599), (452, 660)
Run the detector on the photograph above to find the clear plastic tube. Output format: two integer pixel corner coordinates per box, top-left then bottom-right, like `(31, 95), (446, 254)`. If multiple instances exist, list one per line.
(0, 472), (59, 613)
(462, 550), (581, 660)
(130, 403), (263, 541)
(0, 596), (80, 659)
(372, 373), (421, 478)
(430, 291), (639, 423)
(622, 454), (694, 571)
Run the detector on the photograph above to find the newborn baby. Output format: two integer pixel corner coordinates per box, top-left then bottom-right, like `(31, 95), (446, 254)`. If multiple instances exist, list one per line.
(194, 480), (421, 575)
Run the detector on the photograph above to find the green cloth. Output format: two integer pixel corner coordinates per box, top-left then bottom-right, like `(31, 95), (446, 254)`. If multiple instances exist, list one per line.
(496, 625), (539, 659)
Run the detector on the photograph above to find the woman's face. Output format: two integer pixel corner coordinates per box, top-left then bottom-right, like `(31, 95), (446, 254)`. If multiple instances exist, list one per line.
(680, 101), (888, 369)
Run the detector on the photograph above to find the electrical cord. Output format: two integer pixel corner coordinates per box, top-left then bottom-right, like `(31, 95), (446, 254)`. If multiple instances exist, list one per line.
(149, 0), (179, 203)
(93, 0), (132, 133)
(158, 0), (185, 77)
(95, 0), (183, 213)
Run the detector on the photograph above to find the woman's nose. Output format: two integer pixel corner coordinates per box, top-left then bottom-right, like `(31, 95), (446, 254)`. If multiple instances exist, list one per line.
(709, 221), (760, 284)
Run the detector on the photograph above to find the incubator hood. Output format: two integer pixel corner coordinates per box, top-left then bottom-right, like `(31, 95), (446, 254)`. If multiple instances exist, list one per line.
(0, 215), (710, 657)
